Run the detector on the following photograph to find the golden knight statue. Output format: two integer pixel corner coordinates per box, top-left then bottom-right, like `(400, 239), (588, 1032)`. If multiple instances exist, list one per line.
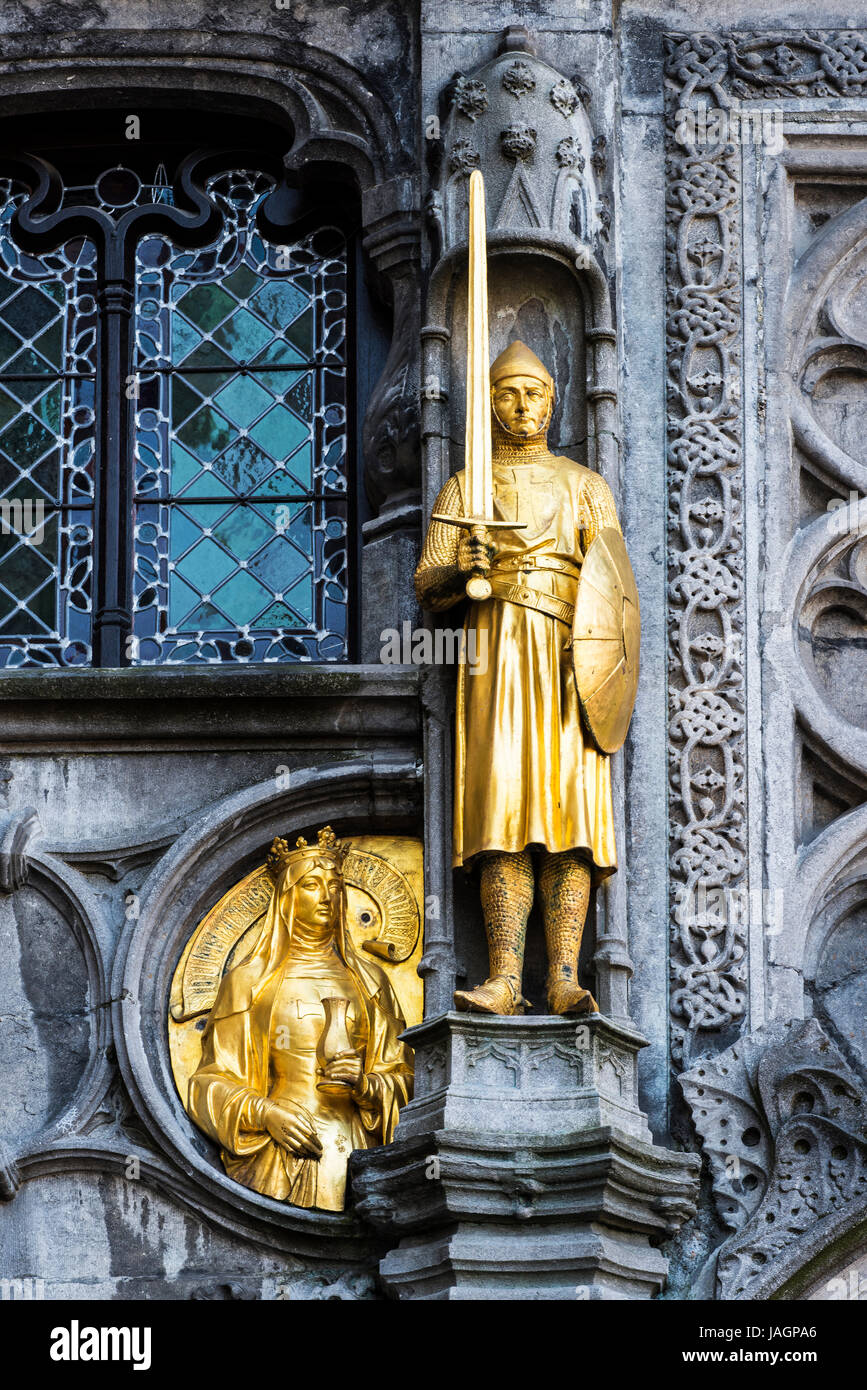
(414, 171), (639, 1019)
(186, 827), (413, 1211)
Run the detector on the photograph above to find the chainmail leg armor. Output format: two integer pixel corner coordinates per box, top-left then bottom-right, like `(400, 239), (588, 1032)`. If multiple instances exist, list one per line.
(479, 849), (535, 988)
(539, 850), (592, 994)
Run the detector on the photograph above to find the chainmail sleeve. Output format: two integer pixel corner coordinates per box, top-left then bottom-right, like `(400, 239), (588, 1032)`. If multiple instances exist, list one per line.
(414, 473), (466, 612)
(581, 469), (621, 549)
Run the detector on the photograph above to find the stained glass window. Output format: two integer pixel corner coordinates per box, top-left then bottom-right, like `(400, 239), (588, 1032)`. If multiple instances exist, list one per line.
(132, 171), (349, 663)
(0, 155), (350, 668)
(0, 180), (97, 666)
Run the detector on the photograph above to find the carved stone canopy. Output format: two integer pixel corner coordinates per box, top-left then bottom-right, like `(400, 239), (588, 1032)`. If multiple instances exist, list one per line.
(435, 41), (601, 256)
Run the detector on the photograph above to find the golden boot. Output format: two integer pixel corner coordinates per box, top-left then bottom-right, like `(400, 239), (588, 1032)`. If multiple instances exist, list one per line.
(539, 850), (599, 1016)
(454, 850), (534, 1016)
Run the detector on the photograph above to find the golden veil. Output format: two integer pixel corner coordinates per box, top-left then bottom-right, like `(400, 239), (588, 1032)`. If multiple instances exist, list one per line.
(187, 843), (413, 1206)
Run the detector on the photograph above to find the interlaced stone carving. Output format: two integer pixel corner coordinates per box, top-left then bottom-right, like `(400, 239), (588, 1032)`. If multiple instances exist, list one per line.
(667, 31), (867, 102)
(665, 35), (748, 1068)
(681, 1020), (867, 1298)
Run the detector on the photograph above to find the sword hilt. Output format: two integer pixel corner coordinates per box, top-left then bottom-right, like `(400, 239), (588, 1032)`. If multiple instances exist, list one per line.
(430, 513), (527, 601)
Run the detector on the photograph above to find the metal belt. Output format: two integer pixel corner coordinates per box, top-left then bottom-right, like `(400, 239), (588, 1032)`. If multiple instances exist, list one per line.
(486, 576), (575, 627)
(492, 555), (581, 578)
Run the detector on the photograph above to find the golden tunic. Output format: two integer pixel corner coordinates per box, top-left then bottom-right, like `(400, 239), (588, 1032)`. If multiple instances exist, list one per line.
(415, 440), (620, 874)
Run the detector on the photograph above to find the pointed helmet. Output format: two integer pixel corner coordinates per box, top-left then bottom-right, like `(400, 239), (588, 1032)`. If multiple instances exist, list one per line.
(489, 339), (554, 392)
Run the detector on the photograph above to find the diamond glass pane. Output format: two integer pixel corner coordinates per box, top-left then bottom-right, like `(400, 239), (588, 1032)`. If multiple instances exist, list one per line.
(132, 170), (348, 664)
(0, 179), (96, 667)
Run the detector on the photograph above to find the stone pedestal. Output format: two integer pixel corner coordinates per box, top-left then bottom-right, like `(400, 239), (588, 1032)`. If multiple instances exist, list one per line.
(352, 1012), (700, 1300)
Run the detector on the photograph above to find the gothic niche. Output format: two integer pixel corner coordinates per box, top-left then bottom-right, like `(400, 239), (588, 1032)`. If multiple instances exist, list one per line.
(0, 875), (92, 1145)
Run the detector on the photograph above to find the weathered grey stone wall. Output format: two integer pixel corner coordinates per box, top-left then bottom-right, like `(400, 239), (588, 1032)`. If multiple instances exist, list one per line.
(1, 0), (867, 1300)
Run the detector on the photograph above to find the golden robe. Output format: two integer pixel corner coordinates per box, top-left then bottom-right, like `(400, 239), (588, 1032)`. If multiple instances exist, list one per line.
(415, 443), (620, 876)
(188, 876), (413, 1211)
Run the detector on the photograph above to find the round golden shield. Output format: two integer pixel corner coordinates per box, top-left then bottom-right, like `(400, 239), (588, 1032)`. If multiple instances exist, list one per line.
(571, 527), (640, 754)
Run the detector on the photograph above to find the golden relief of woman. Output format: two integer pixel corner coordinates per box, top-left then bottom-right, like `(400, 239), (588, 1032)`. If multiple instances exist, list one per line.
(187, 827), (413, 1212)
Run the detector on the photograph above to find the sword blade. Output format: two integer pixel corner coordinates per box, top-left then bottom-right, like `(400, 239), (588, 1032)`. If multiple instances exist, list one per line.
(465, 169), (492, 523)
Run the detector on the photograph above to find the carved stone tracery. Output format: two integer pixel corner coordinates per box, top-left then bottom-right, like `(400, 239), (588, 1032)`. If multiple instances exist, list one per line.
(681, 1019), (867, 1299)
(665, 36), (748, 1068)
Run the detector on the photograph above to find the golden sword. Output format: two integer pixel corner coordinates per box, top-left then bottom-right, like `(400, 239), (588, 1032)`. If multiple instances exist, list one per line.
(432, 169), (524, 600)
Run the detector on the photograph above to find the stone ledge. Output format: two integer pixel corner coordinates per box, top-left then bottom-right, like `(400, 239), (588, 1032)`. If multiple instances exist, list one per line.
(0, 664), (421, 748)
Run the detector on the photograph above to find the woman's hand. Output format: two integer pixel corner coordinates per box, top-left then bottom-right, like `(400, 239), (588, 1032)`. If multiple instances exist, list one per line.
(263, 1100), (323, 1159)
(319, 1050), (364, 1091)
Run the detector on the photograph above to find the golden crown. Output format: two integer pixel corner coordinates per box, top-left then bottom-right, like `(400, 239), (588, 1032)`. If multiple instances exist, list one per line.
(266, 825), (348, 881)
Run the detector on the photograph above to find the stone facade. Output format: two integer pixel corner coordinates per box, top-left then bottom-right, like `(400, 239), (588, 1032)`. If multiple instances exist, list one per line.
(1, 0), (867, 1301)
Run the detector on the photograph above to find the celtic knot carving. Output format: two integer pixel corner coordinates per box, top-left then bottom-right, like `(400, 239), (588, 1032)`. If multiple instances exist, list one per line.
(665, 31), (867, 102)
(666, 36), (748, 1069)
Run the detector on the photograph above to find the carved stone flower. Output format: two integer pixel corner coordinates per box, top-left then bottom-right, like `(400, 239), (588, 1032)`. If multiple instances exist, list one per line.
(502, 59), (536, 99)
(500, 123), (537, 162)
(449, 138), (481, 176)
(453, 76), (488, 122)
(550, 79), (579, 118)
(592, 134), (607, 177)
(555, 136), (583, 170)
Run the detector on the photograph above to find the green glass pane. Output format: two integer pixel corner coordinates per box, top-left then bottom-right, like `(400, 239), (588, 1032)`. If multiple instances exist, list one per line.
(0, 272), (19, 304)
(0, 538), (54, 599)
(169, 442), (202, 493)
(0, 387), (19, 431)
(180, 341), (236, 371)
(253, 598), (307, 630)
(222, 265), (260, 302)
(171, 376), (204, 430)
(252, 341), (306, 370)
(252, 444), (313, 494)
(183, 369), (234, 398)
(212, 437), (274, 494)
(169, 509), (201, 559)
(174, 536), (236, 593)
(211, 569), (271, 625)
(213, 308), (272, 361)
(250, 280), (308, 331)
(249, 404), (308, 460)
(4, 351), (55, 395)
(0, 452), (19, 493)
(175, 284), (235, 332)
(214, 375), (273, 429)
(212, 507), (272, 560)
(285, 373), (313, 422)
(2, 287), (58, 341)
(171, 315), (202, 362)
(0, 323), (19, 364)
(176, 405), (233, 463)
(33, 383), (62, 434)
(32, 322), (62, 368)
(285, 306), (314, 356)
(30, 451), (60, 500)
(0, 413), (56, 465)
(179, 599), (226, 628)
